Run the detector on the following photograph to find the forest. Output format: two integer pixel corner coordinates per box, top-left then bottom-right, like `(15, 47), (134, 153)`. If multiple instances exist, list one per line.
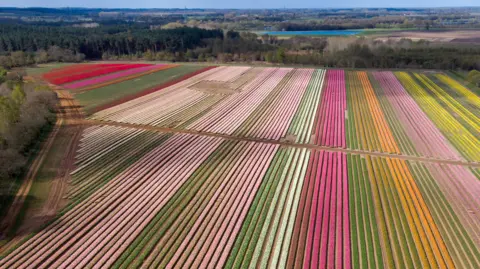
(0, 24), (479, 71)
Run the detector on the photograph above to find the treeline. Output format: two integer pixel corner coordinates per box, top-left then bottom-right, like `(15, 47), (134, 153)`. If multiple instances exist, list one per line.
(0, 46), (85, 69)
(0, 69), (57, 183)
(0, 24), (479, 71)
(179, 35), (480, 71)
(0, 25), (223, 59)
(274, 38), (480, 70)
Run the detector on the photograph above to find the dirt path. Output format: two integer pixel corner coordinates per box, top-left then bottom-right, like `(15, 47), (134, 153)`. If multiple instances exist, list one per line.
(0, 117), (63, 237)
(83, 119), (480, 167)
(0, 88), (84, 243)
(38, 90), (84, 217)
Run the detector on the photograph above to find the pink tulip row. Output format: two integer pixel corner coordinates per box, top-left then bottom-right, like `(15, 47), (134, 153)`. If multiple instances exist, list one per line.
(314, 70), (347, 147)
(67, 126), (166, 201)
(63, 64), (166, 89)
(242, 69), (314, 140)
(167, 142), (279, 268)
(425, 163), (480, 247)
(90, 67), (222, 125)
(300, 150), (351, 269)
(92, 67), (329, 143)
(0, 130), (223, 268)
(373, 72), (463, 160)
(187, 68), (291, 134)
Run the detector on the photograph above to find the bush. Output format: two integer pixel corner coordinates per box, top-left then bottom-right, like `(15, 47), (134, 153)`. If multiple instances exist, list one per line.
(467, 70), (480, 86)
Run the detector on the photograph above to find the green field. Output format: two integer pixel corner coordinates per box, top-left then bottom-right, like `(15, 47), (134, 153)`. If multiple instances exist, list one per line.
(75, 65), (206, 113)
(24, 63), (76, 76)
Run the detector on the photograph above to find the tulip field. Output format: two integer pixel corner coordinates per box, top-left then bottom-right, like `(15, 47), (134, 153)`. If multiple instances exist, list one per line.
(1, 65), (479, 268)
(43, 63), (177, 90)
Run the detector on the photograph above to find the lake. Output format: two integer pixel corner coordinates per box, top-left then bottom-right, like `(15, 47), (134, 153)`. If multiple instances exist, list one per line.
(261, 30), (363, 36)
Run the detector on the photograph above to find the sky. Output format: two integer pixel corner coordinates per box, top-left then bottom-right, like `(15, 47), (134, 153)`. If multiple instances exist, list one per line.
(1, 0), (479, 9)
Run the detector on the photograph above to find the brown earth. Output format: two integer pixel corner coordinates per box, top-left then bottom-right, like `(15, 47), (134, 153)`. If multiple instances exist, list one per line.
(189, 80), (237, 95)
(374, 30), (480, 43)
(189, 67), (259, 95)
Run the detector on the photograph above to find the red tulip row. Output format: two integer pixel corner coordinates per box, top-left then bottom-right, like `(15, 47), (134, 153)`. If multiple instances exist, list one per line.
(43, 63), (152, 85)
(42, 64), (123, 80)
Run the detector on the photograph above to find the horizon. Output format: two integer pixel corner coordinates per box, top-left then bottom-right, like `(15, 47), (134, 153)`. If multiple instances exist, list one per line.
(2, 1), (480, 9)
(2, 6), (480, 9)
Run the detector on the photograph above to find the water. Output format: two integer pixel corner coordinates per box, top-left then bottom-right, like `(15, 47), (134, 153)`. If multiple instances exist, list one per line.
(261, 30), (363, 36)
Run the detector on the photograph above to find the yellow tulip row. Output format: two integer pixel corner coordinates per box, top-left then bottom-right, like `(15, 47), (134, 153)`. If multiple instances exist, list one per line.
(415, 74), (480, 133)
(435, 74), (480, 109)
(366, 156), (455, 269)
(396, 72), (480, 162)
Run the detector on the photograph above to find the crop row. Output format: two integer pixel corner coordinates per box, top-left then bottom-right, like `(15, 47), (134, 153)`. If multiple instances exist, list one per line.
(396, 72), (480, 162)
(166, 142), (278, 268)
(434, 74), (480, 117)
(91, 67), (479, 162)
(411, 162), (480, 268)
(111, 139), (278, 268)
(43, 63), (152, 85)
(415, 74), (480, 135)
(313, 70), (346, 147)
(91, 66), (223, 127)
(1, 125), (478, 268)
(286, 69), (325, 143)
(89, 66), (218, 113)
(348, 154), (459, 269)
(187, 68), (292, 135)
(226, 147), (310, 268)
(65, 126), (171, 210)
(92, 66), (329, 142)
(346, 71), (400, 154)
(472, 167), (480, 180)
(63, 64), (174, 91)
(288, 150), (350, 269)
(371, 72), (462, 160)
(0, 131), (224, 268)
(232, 68), (314, 140)
(424, 163), (480, 249)
(42, 63), (124, 80)
(368, 72), (418, 156)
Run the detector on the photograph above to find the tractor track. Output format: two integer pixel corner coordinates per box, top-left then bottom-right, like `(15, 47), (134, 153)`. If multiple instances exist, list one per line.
(82, 119), (480, 167)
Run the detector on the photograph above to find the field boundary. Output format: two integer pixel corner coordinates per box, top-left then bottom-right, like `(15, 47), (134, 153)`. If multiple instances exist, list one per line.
(83, 119), (480, 167)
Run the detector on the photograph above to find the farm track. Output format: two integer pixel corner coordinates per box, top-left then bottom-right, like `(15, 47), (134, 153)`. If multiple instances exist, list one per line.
(0, 87), (84, 255)
(81, 118), (480, 167)
(40, 90), (85, 216)
(0, 112), (63, 238)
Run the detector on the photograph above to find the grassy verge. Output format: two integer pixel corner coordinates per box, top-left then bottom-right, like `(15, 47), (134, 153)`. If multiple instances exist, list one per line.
(24, 63), (76, 76)
(9, 124), (71, 235)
